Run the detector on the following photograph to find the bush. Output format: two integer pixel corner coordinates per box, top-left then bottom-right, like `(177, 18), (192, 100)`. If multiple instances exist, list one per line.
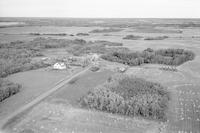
(123, 35), (143, 40)
(0, 79), (21, 102)
(89, 66), (100, 72)
(80, 74), (169, 121)
(101, 48), (195, 66)
(144, 36), (168, 40)
(76, 33), (89, 36)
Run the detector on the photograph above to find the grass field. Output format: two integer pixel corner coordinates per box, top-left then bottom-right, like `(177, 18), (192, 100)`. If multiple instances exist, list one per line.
(4, 69), (163, 133)
(0, 67), (81, 120)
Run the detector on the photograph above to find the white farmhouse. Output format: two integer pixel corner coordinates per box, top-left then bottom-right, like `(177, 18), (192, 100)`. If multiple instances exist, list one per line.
(53, 62), (66, 70)
(90, 53), (99, 62)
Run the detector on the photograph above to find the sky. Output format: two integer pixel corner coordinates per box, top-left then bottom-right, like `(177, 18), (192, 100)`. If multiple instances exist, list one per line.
(0, 0), (199, 18)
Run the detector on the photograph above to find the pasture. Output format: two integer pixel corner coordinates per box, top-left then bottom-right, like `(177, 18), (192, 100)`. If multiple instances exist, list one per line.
(4, 69), (164, 133)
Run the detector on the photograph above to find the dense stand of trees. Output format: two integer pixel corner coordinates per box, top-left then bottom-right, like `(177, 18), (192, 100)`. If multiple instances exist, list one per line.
(0, 79), (21, 102)
(101, 48), (195, 66)
(80, 74), (170, 121)
(0, 48), (48, 78)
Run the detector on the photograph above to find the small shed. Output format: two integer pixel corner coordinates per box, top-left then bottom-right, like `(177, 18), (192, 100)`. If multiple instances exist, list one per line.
(53, 62), (66, 70)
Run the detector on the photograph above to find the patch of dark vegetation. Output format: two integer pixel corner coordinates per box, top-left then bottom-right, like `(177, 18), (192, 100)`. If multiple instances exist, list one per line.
(0, 79), (21, 102)
(29, 33), (67, 36)
(133, 27), (183, 34)
(144, 36), (169, 40)
(89, 66), (100, 72)
(89, 28), (123, 33)
(30, 38), (87, 49)
(29, 33), (40, 36)
(123, 35), (143, 40)
(0, 48), (49, 78)
(101, 48), (195, 66)
(103, 34), (112, 36)
(76, 33), (89, 36)
(80, 74), (170, 121)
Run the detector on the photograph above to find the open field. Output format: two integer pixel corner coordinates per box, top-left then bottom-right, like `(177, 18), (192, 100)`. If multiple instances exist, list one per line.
(0, 67), (82, 120)
(0, 18), (200, 133)
(6, 102), (160, 133)
(2, 69), (163, 133)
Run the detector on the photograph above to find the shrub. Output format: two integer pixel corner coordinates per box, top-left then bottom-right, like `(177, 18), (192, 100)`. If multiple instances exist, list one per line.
(89, 66), (100, 72)
(0, 79), (21, 102)
(80, 74), (169, 121)
(101, 48), (195, 66)
(123, 35), (143, 40)
(144, 36), (168, 40)
(76, 33), (89, 36)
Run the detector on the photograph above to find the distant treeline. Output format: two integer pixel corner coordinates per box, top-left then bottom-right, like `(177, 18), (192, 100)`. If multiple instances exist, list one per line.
(80, 74), (170, 121)
(1, 18), (200, 28)
(123, 35), (169, 40)
(101, 48), (195, 66)
(29, 33), (67, 36)
(89, 28), (123, 33)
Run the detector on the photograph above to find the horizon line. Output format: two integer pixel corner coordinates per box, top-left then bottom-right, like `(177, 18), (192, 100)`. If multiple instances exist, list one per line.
(0, 17), (200, 19)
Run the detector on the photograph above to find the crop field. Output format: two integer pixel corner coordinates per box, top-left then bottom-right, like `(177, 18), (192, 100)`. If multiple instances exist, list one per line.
(166, 85), (200, 133)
